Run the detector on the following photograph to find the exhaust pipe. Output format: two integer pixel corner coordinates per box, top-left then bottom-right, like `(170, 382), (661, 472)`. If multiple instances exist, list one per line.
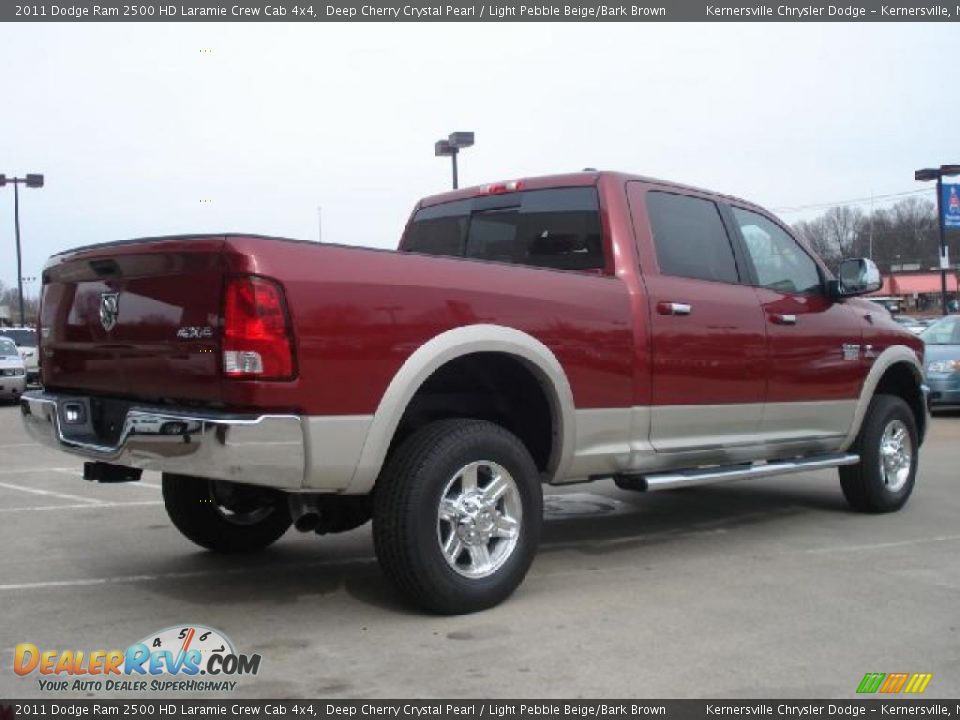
(294, 513), (321, 532)
(289, 494), (323, 532)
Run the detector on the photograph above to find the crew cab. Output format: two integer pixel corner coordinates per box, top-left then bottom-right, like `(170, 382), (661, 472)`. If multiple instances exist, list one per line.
(21, 171), (928, 613)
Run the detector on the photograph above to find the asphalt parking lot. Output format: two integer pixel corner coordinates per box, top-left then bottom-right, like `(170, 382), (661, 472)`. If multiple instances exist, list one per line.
(0, 401), (958, 700)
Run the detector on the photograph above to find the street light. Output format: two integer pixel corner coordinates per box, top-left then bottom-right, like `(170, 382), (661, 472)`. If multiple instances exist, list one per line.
(434, 131), (475, 189)
(0, 173), (45, 326)
(915, 165), (960, 315)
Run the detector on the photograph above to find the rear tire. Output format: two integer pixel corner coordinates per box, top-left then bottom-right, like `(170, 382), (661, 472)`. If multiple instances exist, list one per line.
(840, 395), (918, 513)
(162, 474), (292, 552)
(373, 419), (542, 614)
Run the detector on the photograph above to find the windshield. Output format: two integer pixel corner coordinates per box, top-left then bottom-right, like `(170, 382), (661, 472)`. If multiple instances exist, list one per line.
(920, 317), (960, 345)
(0, 329), (37, 347)
(0, 337), (18, 357)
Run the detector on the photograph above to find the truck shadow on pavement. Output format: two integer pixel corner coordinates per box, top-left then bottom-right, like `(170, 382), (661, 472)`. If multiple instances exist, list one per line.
(139, 476), (853, 614)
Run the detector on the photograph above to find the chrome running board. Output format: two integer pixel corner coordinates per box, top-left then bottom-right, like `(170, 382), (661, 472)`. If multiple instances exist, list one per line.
(614, 452), (860, 492)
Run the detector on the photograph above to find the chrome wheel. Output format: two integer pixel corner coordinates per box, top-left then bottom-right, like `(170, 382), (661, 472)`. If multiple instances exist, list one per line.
(437, 461), (522, 579)
(209, 481), (276, 526)
(879, 419), (912, 492)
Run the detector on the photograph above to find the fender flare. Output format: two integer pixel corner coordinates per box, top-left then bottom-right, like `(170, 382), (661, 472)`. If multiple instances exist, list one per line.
(345, 324), (577, 494)
(840, 344), (925, 451)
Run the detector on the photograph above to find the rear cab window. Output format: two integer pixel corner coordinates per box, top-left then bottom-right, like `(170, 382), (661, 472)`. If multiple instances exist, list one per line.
(402, 187), (605, 272)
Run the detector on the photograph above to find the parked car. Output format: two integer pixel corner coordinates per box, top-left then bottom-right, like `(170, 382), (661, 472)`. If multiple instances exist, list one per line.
(921, 316), (960, 409)
(868, 296), (900, 314)
(19, 171), (928, 613)
(0, 336), (27, 401)
(893, 315), (927, 335)
(0, 326), (39, 383)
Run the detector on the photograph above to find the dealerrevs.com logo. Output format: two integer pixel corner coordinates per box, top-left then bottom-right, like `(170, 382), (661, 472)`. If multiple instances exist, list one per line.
(14, 625), (261, 693)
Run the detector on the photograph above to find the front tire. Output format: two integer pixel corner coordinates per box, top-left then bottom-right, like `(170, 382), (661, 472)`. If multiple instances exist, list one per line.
(840, 395), (918, 513)
(162, 474), (293, 552)
(373, 419), (543, 614)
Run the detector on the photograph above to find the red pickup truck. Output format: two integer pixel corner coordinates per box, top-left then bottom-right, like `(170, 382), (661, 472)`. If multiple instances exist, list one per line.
(21, 171), (928, 613)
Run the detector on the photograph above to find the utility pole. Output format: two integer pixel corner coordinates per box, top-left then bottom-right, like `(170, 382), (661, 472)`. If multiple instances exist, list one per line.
(0, 173), (45, 326)
(434, 132), (475, 190)
(15, 181), (23, 325)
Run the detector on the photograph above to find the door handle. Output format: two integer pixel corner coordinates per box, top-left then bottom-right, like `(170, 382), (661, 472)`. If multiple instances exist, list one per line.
(657, 302), (692, 316)
(770, 313), (797, 325)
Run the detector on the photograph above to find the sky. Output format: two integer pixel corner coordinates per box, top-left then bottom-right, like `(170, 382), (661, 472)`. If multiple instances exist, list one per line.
(0, 22), (956, 293)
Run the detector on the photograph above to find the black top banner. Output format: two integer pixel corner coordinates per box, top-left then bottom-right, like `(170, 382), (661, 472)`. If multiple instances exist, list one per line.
(3, 0), (958, 21)
(3, 700), (960, 718)
(2, 700), (960, 718)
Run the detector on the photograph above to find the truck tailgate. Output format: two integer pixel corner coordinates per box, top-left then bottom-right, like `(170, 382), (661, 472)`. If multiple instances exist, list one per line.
(40, 237), (226, 404)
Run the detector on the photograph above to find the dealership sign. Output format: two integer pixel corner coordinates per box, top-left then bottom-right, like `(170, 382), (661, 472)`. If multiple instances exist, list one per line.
(944, 184), (960, 229)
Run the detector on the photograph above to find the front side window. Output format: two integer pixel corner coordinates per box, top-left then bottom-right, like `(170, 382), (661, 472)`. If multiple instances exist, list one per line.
(646, 191), (739, 284)
(403, 187), (604, 272)
(732, 206), (822, 295)
(0, 337), (18, 357)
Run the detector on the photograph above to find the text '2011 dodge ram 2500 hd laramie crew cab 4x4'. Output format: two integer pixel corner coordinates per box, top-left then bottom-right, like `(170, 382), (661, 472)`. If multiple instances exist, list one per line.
(21, 171), (928, 613)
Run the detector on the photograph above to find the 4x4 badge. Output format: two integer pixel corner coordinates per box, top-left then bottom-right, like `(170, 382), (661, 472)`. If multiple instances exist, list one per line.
(99, 292), (119, 332)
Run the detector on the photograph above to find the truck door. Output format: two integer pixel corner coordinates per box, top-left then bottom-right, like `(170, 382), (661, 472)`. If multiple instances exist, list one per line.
(727, 205), (862, 441)
(627, 184), (768, 453)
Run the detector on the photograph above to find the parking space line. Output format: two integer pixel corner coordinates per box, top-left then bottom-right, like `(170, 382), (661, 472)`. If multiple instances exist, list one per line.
(0, 443), (41, 449)
(0, 467), (77, 475)
(0, 556), (377, 592)
(800, 534), (960, 554)
(0, 480), (104, 505)
(0, 500), (163, 514)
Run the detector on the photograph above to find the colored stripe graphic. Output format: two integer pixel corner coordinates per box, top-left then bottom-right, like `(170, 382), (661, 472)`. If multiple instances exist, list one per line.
(857, 673), (886, 694)
(904, 674), (933, 694)
(880, 673), (909, 693)
(859, 672), (932, 694)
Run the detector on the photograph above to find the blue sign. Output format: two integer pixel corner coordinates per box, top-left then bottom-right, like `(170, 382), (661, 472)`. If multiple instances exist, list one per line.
(945, 184), (960, 228)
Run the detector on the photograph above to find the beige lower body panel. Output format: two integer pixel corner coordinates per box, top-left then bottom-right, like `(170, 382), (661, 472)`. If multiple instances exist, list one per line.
(302, 415), (374, 491)
(300, 401), (857, 491)
(560, 400), (856, 483)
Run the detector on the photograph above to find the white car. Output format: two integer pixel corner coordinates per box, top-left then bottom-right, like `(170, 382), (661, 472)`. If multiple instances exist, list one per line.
(0, 327), (39, 383)
(0, 337), (27, 401)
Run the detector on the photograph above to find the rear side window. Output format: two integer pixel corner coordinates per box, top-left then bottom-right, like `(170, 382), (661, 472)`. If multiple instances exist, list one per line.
(646, 192), (739, 284)
(403, 188), (604, 271)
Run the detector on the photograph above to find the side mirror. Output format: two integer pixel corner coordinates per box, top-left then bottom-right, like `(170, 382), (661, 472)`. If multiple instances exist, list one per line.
(830, 258), (882, 298)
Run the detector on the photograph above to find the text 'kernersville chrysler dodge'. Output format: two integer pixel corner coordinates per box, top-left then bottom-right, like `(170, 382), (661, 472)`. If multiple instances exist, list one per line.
(21, 171), (927, 612)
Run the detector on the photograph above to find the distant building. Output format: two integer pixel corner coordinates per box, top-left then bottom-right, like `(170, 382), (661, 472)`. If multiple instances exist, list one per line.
(0, 305), (10, 326)
(872, 271), (960, 312)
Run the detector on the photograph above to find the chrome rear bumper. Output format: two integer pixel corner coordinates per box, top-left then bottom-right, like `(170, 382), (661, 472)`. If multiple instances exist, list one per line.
(20, 390), (305, 490)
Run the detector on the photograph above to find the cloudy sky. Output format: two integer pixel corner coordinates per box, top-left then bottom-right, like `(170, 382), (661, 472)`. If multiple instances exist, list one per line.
(0, 22), (955, 292)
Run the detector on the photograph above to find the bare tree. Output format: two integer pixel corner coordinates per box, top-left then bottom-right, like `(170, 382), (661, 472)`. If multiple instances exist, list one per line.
(0, 281), (41, 325)
(793, 198), (945, 273)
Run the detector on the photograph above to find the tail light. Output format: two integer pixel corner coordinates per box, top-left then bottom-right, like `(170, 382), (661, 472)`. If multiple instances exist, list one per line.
(222, 275), (295, 380)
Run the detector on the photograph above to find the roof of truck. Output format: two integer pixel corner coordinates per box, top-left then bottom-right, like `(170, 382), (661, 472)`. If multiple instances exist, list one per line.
(417, 170), (770, 216)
